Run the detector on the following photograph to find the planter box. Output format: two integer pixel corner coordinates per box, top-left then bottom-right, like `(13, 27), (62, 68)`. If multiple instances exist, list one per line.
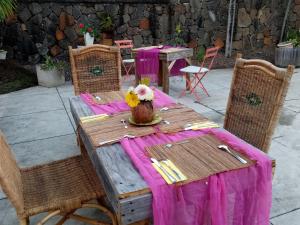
(0, 50), (7, 60)
(275, 47), (300, 67)
(36, 65), (65, 87)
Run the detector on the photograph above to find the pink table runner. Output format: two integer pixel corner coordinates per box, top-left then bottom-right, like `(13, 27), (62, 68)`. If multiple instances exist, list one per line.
(120, 129), (272, 225)
(136, 46), (186, 82)
(80, 88), (175, 115)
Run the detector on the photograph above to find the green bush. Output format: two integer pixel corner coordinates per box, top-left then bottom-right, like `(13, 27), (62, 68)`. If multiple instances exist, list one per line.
(286, 29), (300, 47)
(40, 56), (66, 71)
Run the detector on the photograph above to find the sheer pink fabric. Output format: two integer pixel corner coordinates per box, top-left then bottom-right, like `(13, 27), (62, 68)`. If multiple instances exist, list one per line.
(80, 88), (175, 115)
(136, 46), (186, 82)
(120, 129), (272, 225)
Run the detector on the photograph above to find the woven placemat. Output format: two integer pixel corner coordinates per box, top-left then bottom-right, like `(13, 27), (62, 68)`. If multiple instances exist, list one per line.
(146, 134), (254, 184)
(91, 91), (125, 104)
(81, 104), (212, 148)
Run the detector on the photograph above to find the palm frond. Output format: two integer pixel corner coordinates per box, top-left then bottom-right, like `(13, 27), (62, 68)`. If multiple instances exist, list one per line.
(0, 0), (17, 22)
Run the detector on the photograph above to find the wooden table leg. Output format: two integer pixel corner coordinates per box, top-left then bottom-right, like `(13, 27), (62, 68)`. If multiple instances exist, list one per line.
(134, 57), (140, 86)
(185, 57), (192, 91)
(162, 60), (169, 94)
(158, 60), (163, 87)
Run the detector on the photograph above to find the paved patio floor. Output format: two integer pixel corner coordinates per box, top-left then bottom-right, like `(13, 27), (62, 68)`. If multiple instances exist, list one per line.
(0, 68), (299, 224)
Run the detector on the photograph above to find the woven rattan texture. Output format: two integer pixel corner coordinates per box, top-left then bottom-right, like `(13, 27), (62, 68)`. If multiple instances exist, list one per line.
(91, 90), (125, 104)
(224, 57), (294, 153)
(81, 104), (209, 148)
(146, 134), (254, 184)
(0, 131), (104, 219)
(0, 131), (24, 215)
(69, 45), (121, 96)
(21, 155), (103, 217)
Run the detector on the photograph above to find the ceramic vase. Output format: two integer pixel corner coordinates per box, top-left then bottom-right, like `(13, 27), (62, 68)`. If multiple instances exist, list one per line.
(131, 101), (154, 124)
(84, 33), (94, 46)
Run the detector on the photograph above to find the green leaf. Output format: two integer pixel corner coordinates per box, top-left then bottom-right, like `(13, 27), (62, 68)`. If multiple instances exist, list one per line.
(0, 0), (16, 22)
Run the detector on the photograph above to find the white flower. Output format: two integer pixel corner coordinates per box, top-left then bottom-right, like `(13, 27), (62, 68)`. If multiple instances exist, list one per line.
(127, 86), (135, 93)
(134, 84), (154, 101)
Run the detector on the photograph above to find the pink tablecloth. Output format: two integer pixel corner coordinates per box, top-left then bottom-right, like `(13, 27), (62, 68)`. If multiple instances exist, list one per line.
(136, 46), (186, 82)
(80, 88), (175, 115)
(120, 129), (272, 225)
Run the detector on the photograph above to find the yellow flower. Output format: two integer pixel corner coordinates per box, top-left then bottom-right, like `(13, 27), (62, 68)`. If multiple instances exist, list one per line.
(125, 91), (140, 108)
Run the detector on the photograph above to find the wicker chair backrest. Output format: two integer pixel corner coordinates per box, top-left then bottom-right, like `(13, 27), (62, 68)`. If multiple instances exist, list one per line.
(224, 54), (294, 153)
(69, 44), (121, 96)
(0, 130), (24, 215)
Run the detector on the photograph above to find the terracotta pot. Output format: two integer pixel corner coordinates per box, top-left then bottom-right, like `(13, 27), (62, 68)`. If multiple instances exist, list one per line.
(131, 101), (154, 124)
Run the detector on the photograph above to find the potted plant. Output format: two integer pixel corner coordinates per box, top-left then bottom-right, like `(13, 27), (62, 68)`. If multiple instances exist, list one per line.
(125, 85), (154, 124)
(275, 28), (300, 67)
(99, 13), (114, 46)
(36, 56), (66, 87)
(169, 24), (186, 47)
(79, 23), (97, 46)
(0, 0), (16, 60)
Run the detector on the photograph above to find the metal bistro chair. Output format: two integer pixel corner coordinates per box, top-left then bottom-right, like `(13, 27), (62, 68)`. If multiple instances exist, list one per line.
(114, 40), (135, 80)
(69, 44), (121, 96)
(180, 47), (219, 101)
(0, 130), (117, 225)
(224, 54), (294, 153)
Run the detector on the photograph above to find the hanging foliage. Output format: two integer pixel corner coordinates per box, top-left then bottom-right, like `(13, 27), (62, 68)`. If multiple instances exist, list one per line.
(0, 0), (16, 22)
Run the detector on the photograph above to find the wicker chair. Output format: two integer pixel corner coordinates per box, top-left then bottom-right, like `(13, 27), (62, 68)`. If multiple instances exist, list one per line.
(0, 130), (117, 225)
(224, 54), (294, 153)
(69, 44), (121, 96)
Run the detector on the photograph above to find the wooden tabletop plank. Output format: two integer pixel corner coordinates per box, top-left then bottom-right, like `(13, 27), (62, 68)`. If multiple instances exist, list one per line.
(70, 97), (153, 224)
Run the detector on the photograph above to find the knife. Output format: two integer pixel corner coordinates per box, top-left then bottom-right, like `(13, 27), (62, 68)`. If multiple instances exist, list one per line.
(161, 160), (183, 181)
(151, 158), (177, 184)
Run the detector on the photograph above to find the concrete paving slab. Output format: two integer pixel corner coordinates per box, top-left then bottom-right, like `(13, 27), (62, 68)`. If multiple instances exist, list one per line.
(0, 91), (63, 118)
(0, 86), (57, 98)
(11, 134), (79, 167)
(269, 141), (300, 217)
(284, 99), (300, 113)
(58, 90), (74, 111)
(273, 112), (300, 151)
(56, 81), (74, 93)
(271, 209), (300, 225)
(0, 110), (74, 144)
(0, 198), (111, 225)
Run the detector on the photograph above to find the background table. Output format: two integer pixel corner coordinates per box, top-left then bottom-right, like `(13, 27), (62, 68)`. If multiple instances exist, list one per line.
(132, 46), (193, 94)
(70, 95), (275, 225)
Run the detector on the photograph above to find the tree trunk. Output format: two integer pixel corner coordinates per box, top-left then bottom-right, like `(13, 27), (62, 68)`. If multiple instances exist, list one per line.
(225, 0), (233, 57)
(280, 0), (292, 42)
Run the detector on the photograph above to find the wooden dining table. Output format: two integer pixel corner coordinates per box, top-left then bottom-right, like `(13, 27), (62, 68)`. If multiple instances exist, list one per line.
(132, 46), (193, 94)
(69, 91), (276, 225)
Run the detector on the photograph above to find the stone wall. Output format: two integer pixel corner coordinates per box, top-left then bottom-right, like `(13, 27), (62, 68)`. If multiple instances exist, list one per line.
(0, 0), (299, 64)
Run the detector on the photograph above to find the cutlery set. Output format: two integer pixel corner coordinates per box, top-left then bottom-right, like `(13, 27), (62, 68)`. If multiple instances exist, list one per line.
(80, 107), (247, 184)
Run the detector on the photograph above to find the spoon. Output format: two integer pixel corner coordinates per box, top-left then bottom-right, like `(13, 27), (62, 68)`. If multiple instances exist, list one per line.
(160, 107), (169, 112)
(162, 120), (170, 125)
(218, 145), (247, 164)
(121, 119), (128, 129)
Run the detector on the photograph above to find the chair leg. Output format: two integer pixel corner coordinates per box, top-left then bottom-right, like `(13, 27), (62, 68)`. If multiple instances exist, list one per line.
(19, 218), (29, 225)
(37, 210), (61, 225)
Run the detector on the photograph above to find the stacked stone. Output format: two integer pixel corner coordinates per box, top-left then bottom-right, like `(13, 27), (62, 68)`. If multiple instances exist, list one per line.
(1, 0), (298, 65)
(291, 0), (300, 29)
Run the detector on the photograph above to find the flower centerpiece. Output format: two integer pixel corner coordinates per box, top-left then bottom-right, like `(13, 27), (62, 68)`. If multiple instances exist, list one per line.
(79, 23), (97, 46)
(125, 85), (154, 124)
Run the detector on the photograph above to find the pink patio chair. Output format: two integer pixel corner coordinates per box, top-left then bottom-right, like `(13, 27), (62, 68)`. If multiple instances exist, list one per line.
(115, 40), (135, 80)
(180, 47), (219, 101)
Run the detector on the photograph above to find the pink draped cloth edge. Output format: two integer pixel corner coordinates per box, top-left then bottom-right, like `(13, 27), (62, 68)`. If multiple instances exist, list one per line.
(80, 89), (272, 225)
(136, 46), (186, 82)
(120, 129), (272, 225)
(80, 88), (175, 115)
